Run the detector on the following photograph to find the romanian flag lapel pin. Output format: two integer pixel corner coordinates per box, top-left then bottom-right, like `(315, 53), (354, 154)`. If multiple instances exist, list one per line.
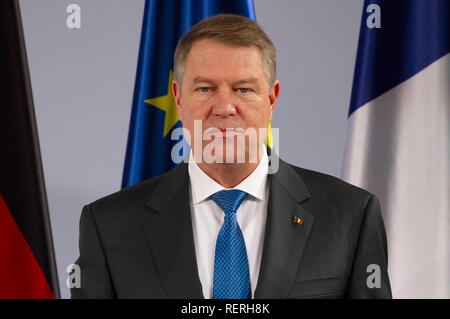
(293, 216), (304, 225)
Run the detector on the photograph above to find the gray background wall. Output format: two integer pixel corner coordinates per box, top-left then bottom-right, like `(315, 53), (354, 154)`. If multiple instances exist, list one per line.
(19, 0), (364, 298)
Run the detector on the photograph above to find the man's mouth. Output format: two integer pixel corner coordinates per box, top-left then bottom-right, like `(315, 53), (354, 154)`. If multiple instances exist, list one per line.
(204, 127), (245, 137)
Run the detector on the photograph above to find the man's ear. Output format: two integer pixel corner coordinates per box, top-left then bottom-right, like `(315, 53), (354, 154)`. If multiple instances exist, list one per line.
(172, 80), (182, 122)
(268, 80), (280, 120)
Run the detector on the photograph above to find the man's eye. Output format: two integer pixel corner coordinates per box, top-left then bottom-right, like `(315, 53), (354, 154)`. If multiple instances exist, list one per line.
(199, 87), (210, 93)
(238, 88), (250, 93)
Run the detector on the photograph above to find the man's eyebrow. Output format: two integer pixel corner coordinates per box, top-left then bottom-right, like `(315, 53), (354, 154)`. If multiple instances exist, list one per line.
(191, 76), (260, 86)
(192, 77), (215, 84)
(233, 77), (259, 85)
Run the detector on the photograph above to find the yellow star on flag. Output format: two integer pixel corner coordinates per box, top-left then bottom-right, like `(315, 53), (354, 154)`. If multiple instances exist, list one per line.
(145, 70), (179, 137)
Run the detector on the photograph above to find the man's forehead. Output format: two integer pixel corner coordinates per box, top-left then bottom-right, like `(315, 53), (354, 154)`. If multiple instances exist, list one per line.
(184, 39), (265, 80)
(187, 39), (261, 62)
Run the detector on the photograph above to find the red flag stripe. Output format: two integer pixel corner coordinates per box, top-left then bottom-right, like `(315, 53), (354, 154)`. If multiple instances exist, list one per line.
(0, 194), (54, 298)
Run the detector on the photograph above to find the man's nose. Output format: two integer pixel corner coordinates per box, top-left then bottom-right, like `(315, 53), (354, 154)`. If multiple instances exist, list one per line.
(212, 88), (237, 117)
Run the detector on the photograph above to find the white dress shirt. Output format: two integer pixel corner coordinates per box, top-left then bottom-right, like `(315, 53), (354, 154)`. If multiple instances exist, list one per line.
(187, 144), (270, 299)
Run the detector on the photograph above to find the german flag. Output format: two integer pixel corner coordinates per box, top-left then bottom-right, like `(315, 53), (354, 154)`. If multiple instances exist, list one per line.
(0, 0), (59, 298)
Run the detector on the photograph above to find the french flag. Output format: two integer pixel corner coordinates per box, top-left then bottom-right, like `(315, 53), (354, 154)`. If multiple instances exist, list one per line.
(342, 0), (449, 298)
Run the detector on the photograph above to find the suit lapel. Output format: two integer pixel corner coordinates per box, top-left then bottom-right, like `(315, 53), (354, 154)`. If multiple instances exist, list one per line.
(143, 163), (204, 298)
(254, 156), (315, 298)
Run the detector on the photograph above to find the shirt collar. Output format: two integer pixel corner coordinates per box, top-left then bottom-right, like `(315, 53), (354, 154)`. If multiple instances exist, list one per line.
(188, 144), (269, 204)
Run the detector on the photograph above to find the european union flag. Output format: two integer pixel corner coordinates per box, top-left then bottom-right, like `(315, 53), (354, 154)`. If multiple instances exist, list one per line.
(122, 0), (256, 188)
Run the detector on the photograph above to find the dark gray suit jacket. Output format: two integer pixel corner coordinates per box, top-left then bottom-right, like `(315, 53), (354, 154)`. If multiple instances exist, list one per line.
(71, 153), (392, 299)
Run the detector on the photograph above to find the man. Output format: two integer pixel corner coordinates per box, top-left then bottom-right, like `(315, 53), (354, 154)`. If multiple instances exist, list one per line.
(71, 14), (392, 299)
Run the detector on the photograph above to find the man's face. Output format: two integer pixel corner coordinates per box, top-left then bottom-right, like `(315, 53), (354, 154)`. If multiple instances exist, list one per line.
(173, 39), (280, 164)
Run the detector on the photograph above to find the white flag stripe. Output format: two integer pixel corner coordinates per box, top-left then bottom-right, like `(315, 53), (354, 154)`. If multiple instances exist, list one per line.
(342, 53), (450, 298)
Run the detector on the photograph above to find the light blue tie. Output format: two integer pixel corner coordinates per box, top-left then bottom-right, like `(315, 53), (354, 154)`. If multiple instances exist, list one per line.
(211, 189), (251, 299)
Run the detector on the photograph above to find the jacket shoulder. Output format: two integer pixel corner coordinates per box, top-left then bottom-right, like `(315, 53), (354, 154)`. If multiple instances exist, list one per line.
(89, 175), (163, 209)
(288, 163), (375, 210)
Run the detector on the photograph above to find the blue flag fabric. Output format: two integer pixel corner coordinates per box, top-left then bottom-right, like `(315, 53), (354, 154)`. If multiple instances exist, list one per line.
(122, 0), (256, 188)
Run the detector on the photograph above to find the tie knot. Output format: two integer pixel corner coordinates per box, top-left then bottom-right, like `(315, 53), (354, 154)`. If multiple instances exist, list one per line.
(210, 189), (248, 215)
